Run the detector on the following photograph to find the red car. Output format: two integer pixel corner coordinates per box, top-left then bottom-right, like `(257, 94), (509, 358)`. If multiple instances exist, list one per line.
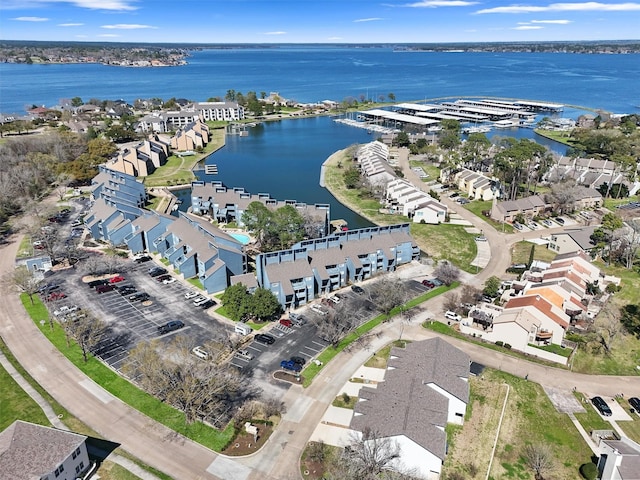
(279, 318), (292, 328)
(422, 279), (435, 288)
(109, 275), (125, 283)
(46, 292), (67, 301)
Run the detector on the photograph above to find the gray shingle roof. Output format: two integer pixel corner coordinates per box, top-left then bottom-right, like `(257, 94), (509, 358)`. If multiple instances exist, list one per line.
(0, 421), (87, 480)
(350, 338), (469, 460)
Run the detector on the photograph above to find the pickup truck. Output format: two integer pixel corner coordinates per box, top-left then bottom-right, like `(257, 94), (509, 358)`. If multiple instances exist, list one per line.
(280, 360), (302, 372)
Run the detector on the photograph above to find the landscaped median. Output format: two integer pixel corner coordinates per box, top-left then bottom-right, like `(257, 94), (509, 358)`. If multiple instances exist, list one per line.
(300, 282), (459, 387)
(20, 294), (236, 452)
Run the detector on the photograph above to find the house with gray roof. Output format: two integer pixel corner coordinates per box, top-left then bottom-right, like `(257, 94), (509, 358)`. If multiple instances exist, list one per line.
(191, 181), (330, 238)
(91, 166), (147, 215)
(548, 226), (598, 255)
(490, 195), (547, 223)
(350, 338), (470, 479)
(598, 435), (640, 480)
(0, 420), (92, 480)
(257, 224), (419, 308)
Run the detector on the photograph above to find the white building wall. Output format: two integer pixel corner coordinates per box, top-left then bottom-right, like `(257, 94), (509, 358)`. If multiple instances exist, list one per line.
(388, 435), (443, 479)
(426, 383), (467, 425)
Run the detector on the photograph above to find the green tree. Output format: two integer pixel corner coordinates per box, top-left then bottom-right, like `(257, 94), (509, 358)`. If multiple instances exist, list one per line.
(343, 167), (361, 189)
(221, 283), (249, 322)
(247, 288), (281, 321)
(388, 93), (395, 102)
(483, 276), (501, 298)
(225, 89), (236, 102)
(270, 204), (305, 250)
(393, 131), (410, 148)
(620, 304), (640, 338)
(241, 201), (271, 244)
(71, 96), (83, 107)
(601, 212), (624, 264)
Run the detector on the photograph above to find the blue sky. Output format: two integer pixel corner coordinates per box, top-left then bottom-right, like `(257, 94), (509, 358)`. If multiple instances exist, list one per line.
(1, 0), (639, 43)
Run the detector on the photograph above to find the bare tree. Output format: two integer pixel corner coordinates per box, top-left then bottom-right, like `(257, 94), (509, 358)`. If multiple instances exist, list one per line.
(443, 292), (460, 314)
(54, 172), (74, 201)
(314, 304), (358, 347)
(6, 264), (41, 304)
(368, 277), (407, 318)
(63, 313), (108, 362)
(459, 284), (481, 307)
(523, 443), (554, 480)
(594, 305), (625, 353)
(434, 260), (460, 286)
(326, 427), (418, 480)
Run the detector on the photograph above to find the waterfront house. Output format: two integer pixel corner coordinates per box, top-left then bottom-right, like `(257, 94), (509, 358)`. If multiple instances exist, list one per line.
(192, 101), (244, 122)
(91, 166), (147, 213)
(350, 338), (469, 479)
(170, 119), (210, 151)
(0, 420), (92, 480)
(384, 179), (447, 223)
(355, 141), (396, 187)
(109, 137), (170, 177)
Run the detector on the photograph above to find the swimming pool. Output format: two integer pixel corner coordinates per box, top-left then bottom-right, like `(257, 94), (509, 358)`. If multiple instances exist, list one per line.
(230, 233), (251, 245)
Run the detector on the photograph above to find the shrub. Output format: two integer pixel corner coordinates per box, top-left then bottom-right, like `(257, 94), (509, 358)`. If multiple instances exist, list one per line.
(342, 392), (350, 403)
(579, 462), (597, 480)
(504, 343), (512, 349)
(495, 341), (504, 347)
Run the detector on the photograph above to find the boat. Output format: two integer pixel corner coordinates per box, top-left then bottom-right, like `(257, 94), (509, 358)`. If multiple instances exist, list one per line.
(462, 125), (491, 134)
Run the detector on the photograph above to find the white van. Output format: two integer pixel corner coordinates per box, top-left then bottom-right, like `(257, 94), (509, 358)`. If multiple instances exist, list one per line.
(234, 323), (252, 336)
(445, 311), (462, 322)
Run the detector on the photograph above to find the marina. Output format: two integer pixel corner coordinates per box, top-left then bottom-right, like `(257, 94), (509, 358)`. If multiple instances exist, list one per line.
(338, 98), (565, 135)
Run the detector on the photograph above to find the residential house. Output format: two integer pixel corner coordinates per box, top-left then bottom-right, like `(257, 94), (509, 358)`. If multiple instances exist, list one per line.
(452, 168), (498, 201)
(490, 195), (547, 223)
(170, 119), (210, 151)
(355, 141), (396, 188)
(256, 224), (419, 309)
(597, 436), (640, 480)
(191, 182), (330, 237)
(108, 137), (169, 177)
(385, 178), (447, 224)
(0, 420), (92, 480)
(25, 256), (53, 274)
(548, 226), (598, 255)
(350, 338), (469, 479)
(192, 101), (244, 122)
(91, 166), (147, 214)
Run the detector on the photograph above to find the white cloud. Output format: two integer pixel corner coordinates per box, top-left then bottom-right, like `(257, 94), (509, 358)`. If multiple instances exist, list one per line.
(397, 0), (478, 6)
(58, 22), (84, 26)
(530, 19), (572, 23)
(1, 0), (137, 11)
(476, 2), (640, 14)
(513, 25), (544, 29)
(263, 31), (287, 35)
(327, 36), (343, 40)
(101, 24), (157, 29)
(13, 16), (48, 21)
(354, 17), (383, 22)
(98, 33), (120, 37)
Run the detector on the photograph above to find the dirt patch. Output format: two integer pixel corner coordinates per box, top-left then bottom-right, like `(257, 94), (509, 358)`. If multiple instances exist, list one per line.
(221, 423), (274, 456)
(273, 370), (303, 384)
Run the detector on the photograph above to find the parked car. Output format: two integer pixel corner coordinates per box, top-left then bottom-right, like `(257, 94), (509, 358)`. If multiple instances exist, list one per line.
(422, 279), (435, 288)
(156, 274), (172, 282)
(280, 359), (302, 372)
(46, 292), (67, 301)
(255, 333), (275, 345)
(87, 279), (109, 288)
(310, 304), (329, 316)
(184, 291), (199, 299)
(54, 305), (79, 317)
(475, 236), (487, 242)
(541, 219), (553, 227)
(554, 217), (565, 225)
(351, 285), (365, 295)
(192, 346), (209, 360)
(157, 320), (185, 335)
(513, 222), (524, 231)
(148, 267), (167, 277)
(162, 277), (177, 285)
(431, 278), (444, 286)
(591, 396), (612, 416)
(629, 397), (640, 412)
(235, 349), (254, 361)
(279, 318), (293, 328)
(193, 296), (212, 307)
(289, 312), (306, 326)
(129, 292), (150, 302)
(198, 300), (215, 309)
(109, 275), (125, 283)
(290, 356), (306, 366)
(39, 283), (60, 293)
(96, 284), (115, 293)
(133, 255), (151, 263)
(328, 295), (341, 305)
(117, 285), (136, 295)
(445, 311), (462, 322)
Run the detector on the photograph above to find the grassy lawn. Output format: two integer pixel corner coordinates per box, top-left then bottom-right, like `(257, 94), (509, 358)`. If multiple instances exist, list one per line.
(20, 294), (235, 452)
(528, 343), (572, 358)
(511, 241), (558, 265)
(463, 200), (515, 234)
(16, 235), (35, 259)
(142, 129), (225, 187)
(408, 160), (440, 182)
(573, 392), (612, 433)
(444, 369), (593, 480)
(186, 277), (204, 289)
(322, 149), (477, 272)
(331, 394), (358, 409)
(616, 398), (640, 443)
(301, 283), (458, 387)
(363, 340), (409, 368)
(0, 356), (51, 430)
(533, 129), (578, 147)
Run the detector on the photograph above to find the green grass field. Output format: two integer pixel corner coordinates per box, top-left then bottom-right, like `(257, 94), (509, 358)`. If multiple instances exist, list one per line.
(463, 200), (515, 234)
